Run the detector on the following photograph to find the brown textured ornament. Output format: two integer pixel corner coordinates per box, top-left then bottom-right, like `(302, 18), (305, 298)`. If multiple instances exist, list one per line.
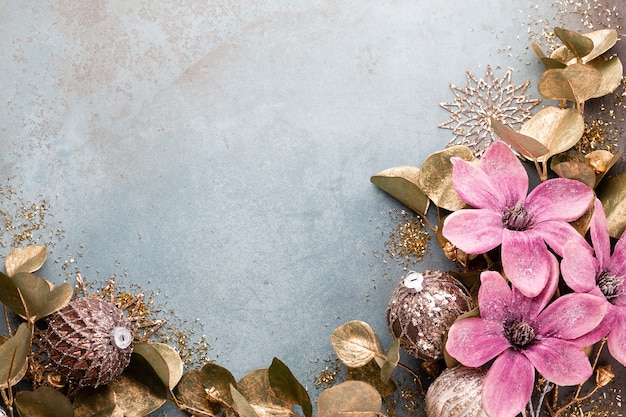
(45, 297), (134, 388)
(425, 366), (488, 417)
(386, 270), (474, 361)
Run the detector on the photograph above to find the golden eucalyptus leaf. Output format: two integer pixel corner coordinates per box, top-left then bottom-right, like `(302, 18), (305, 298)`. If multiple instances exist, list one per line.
(236, 368), (294, 417)
(587, 55), (624, 98)
(380, 339), (399, 383)
(72, 386), (120, 417)
(346, 359), (397, 397)
(519, 106), (585, 162)
(175, 363), (237, 415)
(317, 381), (382, 417)
(417, 146), (477, 211)
(370, 166), (429, 215)
(133, 342), (184, 390)
(5, 245), (47, 277)
(7, 272), (72, 321)
(490, 117), (549, 159)
(596, 172), (626, 238)
(550, 150), (597, 188)
(0, 323), (30, 389)
(268, 358), (312, 417)
(570, 200), (595, 237)
(533, 43), (567, 69)
(553, 27), (594, 60)
(580, 28), (619, 63)
(230, 384), (261, 417)
(15, 386), (73, 417)
(587, 150), (623, 185)
(331, 320), (382, 368)
(537, 63), (602, 104)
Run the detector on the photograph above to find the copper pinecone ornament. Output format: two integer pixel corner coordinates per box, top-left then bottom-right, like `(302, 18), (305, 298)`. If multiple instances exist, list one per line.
(45, 297), (134, 388)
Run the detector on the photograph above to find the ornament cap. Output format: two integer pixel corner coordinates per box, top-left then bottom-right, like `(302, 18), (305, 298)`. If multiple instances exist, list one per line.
(111, 326), (133, 349)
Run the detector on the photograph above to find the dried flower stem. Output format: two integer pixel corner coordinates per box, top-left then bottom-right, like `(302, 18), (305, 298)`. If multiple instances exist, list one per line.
(3, 305), (11, 338)
(396, 362), (425, 394)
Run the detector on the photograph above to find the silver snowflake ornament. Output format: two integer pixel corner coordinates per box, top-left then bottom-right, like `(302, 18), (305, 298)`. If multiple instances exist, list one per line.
(439, 65), (541, 157)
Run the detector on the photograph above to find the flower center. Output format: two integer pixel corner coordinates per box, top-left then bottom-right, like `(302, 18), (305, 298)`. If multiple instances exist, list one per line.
(504, 319), (535, 349)
(597, 271), (623, 302)
(502, 201), (534, 231)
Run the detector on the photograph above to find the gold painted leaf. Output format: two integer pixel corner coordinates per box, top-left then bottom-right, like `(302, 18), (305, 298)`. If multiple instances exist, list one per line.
(587, 150), (623, 185)
(370, 166), (429, 215)
(380, 339), (399, 383)
(72, 385), (120, 417)
(268, 358), (312, 417)
(331, 320), (381, 368)
(133, 342), (184, 390)
(490, 117), (549, 159)
(519, 107), (585, 163)
(596, 172), (626, 238)
(550, 150), (597, 188)
(236, 368), (294, 417)
(537, 63), (602, 104)
(587, 55), (623, 98)
(553, 27), (594, 60)
(417, 146), (477, 211)
(230, 384), (262, 417)
(175, 363), (237, 415)
(0, 272), (73, 321)
(346, 359), (396, 398)
(15, 386), (73, 417)
(0, 323), (30, 389)
(550, 29), (618, 64)
(317, 381), (382, 417)
(5, 245), (47, 277)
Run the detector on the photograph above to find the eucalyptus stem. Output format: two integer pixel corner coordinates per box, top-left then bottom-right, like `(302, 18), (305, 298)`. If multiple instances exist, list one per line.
(3, 305), (11, 338)
(396, 362), (424, 394)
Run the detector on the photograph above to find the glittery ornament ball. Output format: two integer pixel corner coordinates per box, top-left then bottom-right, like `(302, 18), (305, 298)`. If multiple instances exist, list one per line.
(386, 270), (474, 361)
(45, 297), (134, 388)
(425, 366), (488, 417)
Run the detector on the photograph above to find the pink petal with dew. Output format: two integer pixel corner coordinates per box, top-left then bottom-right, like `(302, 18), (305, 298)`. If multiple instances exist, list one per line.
(526, 178), (593, 222)
(532, 220), (588, 257)
(512, 253), (559, 320)
(607, 311), (626, 366)
(608, 232), (626, 276)
(526, 178), (593, 223)
(482, 349), (534, 417)
(574, 305), (615, 348)
(446, 318), (509, 367)
(451, 157), (504, 211)
(478, 271), (512, 323)
(501, 229), (551, 298)
(524, 338), (592, 386)
(535, 293), (607, 340)
(442, 209), (503, 254)
(561, 240), (598, 293)
(591, 199), (611, 269)
(479, 141), (528, 208)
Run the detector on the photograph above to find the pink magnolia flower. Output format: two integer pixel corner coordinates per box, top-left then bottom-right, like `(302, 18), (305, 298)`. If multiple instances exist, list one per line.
(442, 141), (593, 297)
(562, 199), (626, 365)
(446, 261), (607, 417)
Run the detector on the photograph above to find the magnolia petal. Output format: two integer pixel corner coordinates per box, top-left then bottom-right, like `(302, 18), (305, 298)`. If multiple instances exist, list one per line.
(574, 306), (615, 348)
(561, 240), (598, 293)
(591, 199), (611, 269)
(479, 141), (528, 208)
(535, 293), (607, 339)
(450, 158), (503, 211)
(527, 178), (593, 223)
(446, 318), (509, 367)
(607, 312), (626, 366)
(608, 232), (626, 276)
(478, 271), (512, 323)
(501, 230), (551, 297)
(512, 253), (559, 320)
(532, 220), (588, 257)
(442, 209), (503, 254)
(524, 338), (592, 386)
(482, 350), (534, 417)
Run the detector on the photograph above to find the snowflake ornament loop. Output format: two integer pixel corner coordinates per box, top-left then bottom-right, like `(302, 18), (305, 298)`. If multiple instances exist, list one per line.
(439, 65), (541, 157)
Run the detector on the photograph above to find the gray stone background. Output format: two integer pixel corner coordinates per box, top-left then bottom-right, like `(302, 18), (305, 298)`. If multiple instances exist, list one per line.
(1, 1), (623, 415)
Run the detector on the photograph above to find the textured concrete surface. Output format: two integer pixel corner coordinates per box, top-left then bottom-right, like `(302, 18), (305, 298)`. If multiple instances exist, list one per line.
(0, 1), (585, 415)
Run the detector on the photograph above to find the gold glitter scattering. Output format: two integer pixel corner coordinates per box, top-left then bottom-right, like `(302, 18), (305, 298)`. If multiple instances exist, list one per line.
(384, 209), (431, 269)
(439, 66), (541, 157)
(314, 363), (341, 389)
(0, 178), (65, 252)
(563, 386), (623, 417)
